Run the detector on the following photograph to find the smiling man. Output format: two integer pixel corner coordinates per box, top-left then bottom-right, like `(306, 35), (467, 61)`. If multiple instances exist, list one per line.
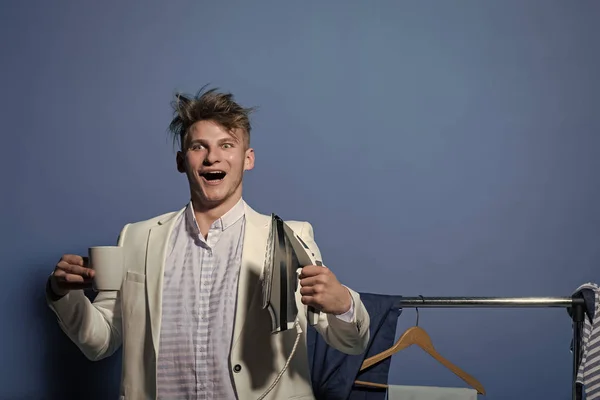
(45, 86), (370, 400)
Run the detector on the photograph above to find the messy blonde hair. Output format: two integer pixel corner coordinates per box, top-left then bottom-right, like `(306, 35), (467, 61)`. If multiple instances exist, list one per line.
(168, 85), (256, 150)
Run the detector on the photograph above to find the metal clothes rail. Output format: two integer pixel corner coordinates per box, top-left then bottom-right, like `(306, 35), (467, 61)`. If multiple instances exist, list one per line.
(394, 296), (587, 400)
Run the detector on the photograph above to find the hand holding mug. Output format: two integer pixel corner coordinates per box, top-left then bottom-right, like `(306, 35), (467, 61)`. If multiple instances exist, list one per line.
(50, 254), (94, 297)
(50, 246), (124, 296)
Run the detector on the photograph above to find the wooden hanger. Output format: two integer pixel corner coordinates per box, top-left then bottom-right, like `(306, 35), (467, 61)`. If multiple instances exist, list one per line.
(354, 325), (486, 395)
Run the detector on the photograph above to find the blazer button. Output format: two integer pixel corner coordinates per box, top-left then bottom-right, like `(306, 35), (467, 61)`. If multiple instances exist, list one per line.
(233, 364), (242, 373)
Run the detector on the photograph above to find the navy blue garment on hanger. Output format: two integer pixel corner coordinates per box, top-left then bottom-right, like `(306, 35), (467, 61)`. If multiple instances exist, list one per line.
(307, 293), (403, 400)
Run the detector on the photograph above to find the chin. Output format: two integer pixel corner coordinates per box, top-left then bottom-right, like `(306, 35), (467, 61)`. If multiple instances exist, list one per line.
(192, 179), (240, 207)
(196, 189), (230, 205)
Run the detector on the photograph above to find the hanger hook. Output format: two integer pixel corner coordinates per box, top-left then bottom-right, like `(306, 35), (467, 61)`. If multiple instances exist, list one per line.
(415, 295), (425, 326)
(415, 306), (419, 326)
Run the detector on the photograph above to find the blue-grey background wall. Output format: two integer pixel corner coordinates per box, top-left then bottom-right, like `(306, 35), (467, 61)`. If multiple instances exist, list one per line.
(1, 1), (599, 399)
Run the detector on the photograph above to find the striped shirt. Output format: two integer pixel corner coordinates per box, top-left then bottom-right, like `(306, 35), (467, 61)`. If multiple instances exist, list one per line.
(574, 282), (600, 400)
(156, 198), (246, 399)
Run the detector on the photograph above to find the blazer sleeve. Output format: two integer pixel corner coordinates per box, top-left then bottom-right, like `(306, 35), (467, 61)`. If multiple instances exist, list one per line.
(298, 221), (370, 355)
(45, 224), (130, 361)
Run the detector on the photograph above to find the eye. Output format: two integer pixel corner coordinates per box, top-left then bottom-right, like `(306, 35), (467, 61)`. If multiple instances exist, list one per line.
(189, 143), (204, 151)
(222, 143), (234, 149)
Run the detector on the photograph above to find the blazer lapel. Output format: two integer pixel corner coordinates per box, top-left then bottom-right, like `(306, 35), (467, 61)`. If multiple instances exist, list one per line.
(231, 203), (271, 348)
(146, 207), (185, 355)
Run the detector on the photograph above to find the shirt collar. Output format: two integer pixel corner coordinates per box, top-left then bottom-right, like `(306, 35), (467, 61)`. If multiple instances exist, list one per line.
(184, 197), (246, 235)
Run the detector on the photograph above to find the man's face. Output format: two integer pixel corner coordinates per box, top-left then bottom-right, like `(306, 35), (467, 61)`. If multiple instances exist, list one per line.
(177, 120), (254, 209)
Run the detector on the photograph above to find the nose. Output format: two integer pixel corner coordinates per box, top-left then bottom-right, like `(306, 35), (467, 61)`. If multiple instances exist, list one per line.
(203, 147), (220, 165)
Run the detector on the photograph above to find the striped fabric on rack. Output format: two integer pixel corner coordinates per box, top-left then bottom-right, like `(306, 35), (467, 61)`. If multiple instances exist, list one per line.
(573, 282), (600, 400)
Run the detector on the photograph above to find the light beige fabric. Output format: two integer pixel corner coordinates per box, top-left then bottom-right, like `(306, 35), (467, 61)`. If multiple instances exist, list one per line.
(388, 384), (477, 400)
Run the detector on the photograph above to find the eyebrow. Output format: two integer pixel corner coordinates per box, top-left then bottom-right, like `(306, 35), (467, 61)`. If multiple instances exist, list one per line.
(188, 137), (240, 145)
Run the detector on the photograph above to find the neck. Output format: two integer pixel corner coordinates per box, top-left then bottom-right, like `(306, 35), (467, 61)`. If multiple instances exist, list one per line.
(191, 194), (242, 237)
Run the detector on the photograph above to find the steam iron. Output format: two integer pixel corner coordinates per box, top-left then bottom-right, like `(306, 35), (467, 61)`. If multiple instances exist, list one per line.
(261, 214), (322, 334)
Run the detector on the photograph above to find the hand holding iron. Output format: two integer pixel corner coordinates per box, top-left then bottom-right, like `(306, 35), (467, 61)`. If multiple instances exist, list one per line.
(299, 265), (352, 315)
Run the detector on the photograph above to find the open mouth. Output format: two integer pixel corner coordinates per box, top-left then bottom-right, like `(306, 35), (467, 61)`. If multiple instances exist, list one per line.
(200, 171), (226, 182)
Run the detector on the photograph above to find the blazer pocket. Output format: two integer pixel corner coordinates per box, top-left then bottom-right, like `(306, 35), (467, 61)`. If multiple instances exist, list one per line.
(125, 270), (145, 284)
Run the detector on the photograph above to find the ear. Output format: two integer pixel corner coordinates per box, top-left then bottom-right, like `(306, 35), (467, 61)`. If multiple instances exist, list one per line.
(244, 148), (255, 171)
(176, 151), (186, 173)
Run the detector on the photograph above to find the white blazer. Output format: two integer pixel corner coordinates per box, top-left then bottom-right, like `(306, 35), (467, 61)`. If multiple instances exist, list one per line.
(47, 203), (370, 399)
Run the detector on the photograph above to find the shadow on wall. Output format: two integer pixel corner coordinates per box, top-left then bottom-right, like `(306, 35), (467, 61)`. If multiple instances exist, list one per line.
(33, 270), (121, 400)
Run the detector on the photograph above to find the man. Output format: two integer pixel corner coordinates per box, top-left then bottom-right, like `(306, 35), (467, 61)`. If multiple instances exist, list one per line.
(46, 87), (370, 399)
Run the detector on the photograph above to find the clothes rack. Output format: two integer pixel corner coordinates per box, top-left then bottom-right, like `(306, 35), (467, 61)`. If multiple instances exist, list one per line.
(394, 296), (587, 400)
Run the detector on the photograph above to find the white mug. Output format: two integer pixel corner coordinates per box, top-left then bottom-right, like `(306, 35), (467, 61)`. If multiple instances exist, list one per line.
(89, 246), (124, 291)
